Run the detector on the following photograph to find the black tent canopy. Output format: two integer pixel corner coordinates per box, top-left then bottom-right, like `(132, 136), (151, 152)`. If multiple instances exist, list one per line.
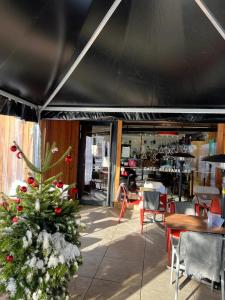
(0, 0), (225, 122)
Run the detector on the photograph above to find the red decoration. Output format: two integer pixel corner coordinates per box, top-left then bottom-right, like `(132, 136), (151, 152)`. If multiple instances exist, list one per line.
(0, 201), (8, 208)
(16, 205), (23, 212)
(71, 187), (78, 194)
(32, 181), (39, 188)
(10, 145), (17, 152)
(54, 207), (62, 215)
(6, 255), (13, 263)
(20, 186), (27, 193)
(52, 180), (58, 186)
(121, 171), (128, 177)
(12, 216), (19, 223)
(65, 155), (72, 164)
(15, 198), (21, 204)
(56, 181), (64, 188)
(27, 177), (35, 185)
(16, 152), (22, 159)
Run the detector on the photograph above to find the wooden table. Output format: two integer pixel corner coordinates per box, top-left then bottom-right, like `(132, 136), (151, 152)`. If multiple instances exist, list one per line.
(165, 213), (225, 265)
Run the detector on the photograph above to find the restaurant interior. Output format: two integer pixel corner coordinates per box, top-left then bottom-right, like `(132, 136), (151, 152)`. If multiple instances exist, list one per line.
(0, 0), (225, 299)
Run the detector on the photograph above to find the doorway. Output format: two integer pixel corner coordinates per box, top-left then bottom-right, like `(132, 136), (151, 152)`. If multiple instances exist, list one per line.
(78, 123), (112, 205)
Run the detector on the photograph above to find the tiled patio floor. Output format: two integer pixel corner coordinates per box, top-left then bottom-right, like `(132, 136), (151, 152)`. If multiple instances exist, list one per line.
(69, 205), (221, 300)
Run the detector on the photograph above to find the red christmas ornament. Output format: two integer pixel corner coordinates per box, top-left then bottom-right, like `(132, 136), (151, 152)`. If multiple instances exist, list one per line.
(56, 181), (64, 188)
(16, 151), (22, 159)
(65, 155), (72, 164)
(71, 187), (78, 194)
(6, 255), (13, 263)
(14, 198), (21, 204)
(10, 145), (17, 152)
(12, 216), (19, 223)
(27, 177), (35, 185)
(20, 186), (27, 193)
(0, 201), (8, 209)
(54, 207), (62, 215)
(16, 205), (23, 212)
(32, 181), (39, 188)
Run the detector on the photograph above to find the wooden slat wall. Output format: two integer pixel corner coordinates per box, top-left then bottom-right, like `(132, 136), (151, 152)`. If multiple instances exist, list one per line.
(41, 120), (80, 185)
(0, 116), (34, 193)
(216, 124), (225, 188)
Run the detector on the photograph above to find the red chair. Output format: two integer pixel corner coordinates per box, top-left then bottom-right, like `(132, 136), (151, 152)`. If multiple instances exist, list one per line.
(118, 184), (141, 223)
(210, 197), (222, 215)
(193, 193), (208, 217)
(140, 191), (167, 233)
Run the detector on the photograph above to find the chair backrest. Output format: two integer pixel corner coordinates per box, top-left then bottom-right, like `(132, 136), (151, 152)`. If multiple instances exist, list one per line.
(116, 183), (128, 202)
(210, 198), (222, 215)
(179, 231), (224, 282)
(193, 185), (220, 195)
(143, 190), (160, 210)
(144, 181), (167, 194)
(160, 194), (167, 210)
(171, 201), (196, 215)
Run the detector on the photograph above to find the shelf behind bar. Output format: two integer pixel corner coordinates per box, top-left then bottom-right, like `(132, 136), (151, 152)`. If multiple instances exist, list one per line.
(120, 166), (192, 173)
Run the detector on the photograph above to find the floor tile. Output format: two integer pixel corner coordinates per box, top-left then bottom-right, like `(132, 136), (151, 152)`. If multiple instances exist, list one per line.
(105, 234), (145, 262)
(78, 253), (103, 278)
(81, 238), (111, 257)
(95, 256), (143, 284)
(69, 276), (92, 299)
(85, 278), (140, 300)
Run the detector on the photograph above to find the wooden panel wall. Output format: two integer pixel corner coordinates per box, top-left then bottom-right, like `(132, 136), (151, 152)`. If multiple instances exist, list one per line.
(216, 124), (225, 188)
(41, 120), (80, 185)
(113, 120), (123, 204)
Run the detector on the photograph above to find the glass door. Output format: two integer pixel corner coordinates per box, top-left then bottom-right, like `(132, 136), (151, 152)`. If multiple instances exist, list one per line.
(79, 124), (111, 205)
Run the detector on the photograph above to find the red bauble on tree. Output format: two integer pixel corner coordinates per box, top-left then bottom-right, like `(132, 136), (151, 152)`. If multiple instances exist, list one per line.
(14, 198), (21, 204)
(0, 201), (8, 208)
(20, 186), (27, 193)
(6, 255), (13, 263)
(32, 181), (39, 188)
(71, 187), (78, 194)
(16, 152), (22, 159)
(56, 181), (64, 188)
(16, 205), (23, 212)
(10, 145), (17, 152)
(54, 207), (62, 215)
(27, 177), (35, 185)
(12, 216), (19, 223)
(65, 155), (72, 164)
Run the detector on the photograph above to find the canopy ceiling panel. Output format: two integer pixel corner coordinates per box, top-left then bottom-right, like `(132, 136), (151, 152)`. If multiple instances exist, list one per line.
(0, 0), (224, 121)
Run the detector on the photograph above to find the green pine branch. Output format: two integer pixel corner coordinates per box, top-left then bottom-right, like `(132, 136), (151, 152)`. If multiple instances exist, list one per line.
(42, 146), (72, 173)
(13, 141), (42, 174)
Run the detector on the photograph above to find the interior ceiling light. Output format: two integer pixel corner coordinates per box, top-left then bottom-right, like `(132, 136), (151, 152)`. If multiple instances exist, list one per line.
(157, 131), (177, 136)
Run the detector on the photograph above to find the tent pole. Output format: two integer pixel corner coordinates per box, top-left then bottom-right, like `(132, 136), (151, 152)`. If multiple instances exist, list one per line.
(0, 89), (38, 109)
(195, 0), (225, 40)
(42, 106), (225, 114)
(40, 0), (123, 113)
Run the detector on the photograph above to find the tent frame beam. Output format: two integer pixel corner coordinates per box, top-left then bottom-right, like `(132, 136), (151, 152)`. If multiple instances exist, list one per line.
(40, 0), (123, 112)
(0, 89), (38, 109)
(195, 0), (225, 40)
(43, 106), (225, 115)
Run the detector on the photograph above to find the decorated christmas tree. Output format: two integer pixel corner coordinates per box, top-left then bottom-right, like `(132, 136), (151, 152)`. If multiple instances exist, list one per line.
(0, 141), (82, 299)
